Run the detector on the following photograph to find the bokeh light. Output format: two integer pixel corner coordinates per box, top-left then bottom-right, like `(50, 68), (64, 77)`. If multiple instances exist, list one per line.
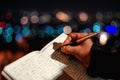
(22, 25), (31, 37)
(96, 12), (103, 21)
(39, 13), (51, 24)
(45, 25), (54, 36)
(3, 30), (7, 38)
(14, 25), (21, 33)
(30, 15), (39, 24)
(111, 20), (120, 28)
(5, 24), (14, 36)
(6, 11), (13, 20)
(6, 26), (14, 35)
(0, 28), (3, 35)
(20, 16), (29, 25)
(56, 25), (64, 35)
(0, 10), (120, 47)
(79, 29), (84, 33)
(93, 22), (102, 33)
(84, 28), (92, 33)
(63, 25), (72, 34)
(99, 32), (109, 45)
(30, 11), (39, 24)
(105, 25), (118, 34)
(56, 11), (71, 22)
(15, 33), (23, 42)
(5, 35), (13, 43)
(0, 22), (6, 28)
(79, 12), (88, 22)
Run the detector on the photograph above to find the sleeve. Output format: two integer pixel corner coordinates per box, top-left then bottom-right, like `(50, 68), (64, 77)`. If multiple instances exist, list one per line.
(86, 39), (120, 79)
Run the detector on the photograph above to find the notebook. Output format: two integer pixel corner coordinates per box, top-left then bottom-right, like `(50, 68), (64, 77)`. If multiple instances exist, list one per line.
(2, 33), (67, 80)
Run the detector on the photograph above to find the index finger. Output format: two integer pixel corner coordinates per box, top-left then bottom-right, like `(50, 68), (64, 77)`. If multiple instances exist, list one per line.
(62, 33), (88, 45)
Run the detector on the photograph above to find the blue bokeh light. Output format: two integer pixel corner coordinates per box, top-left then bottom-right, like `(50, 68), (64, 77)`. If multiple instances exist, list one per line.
(5, 35), (12, 43)
(6, 26), (14, 35)
(84, 28), (91, 33)
(15, 33), (23, 42)
(14, 25), (21, 33)
(79, 29), (84, 33)
(3, 31), (7, 38)
(22, 26), (30, 37)
(0, 28), (3, 35)
(45, 25), (54, 36)
(105, 25), (118, 34)
(56, 25), (64, 35)
(93, 23), (101, 33)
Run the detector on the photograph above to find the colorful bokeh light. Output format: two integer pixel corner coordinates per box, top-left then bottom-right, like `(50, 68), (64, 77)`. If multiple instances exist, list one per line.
(93, 22), (101, 33)
(105, 25), (118, 34)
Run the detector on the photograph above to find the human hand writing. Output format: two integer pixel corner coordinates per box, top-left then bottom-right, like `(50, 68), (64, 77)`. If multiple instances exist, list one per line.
(61, 33), (93, 68)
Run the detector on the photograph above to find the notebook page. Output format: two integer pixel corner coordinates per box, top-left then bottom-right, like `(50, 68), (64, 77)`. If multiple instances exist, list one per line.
(39, 33), (68, 71)
(4, 53), (65, 80)
(3, 33), (67, 80)
(3, 51), (40, 80)
(40, 33), (67, 57)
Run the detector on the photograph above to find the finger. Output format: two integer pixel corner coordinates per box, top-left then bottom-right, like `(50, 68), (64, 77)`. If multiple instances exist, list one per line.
(62, 33), (82, 45)
(62, 35), (72, 46)
(62, 33), (88, 46)
(69, 33), (88, 40)
(61, 45), (80, 55)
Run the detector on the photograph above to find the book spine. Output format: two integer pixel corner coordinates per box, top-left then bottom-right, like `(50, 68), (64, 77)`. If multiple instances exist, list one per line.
(1, 71), (13, 80)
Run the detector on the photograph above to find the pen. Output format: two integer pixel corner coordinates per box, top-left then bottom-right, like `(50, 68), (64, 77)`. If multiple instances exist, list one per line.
(67, 32), (98, 46)
(53, 32), (98, 50)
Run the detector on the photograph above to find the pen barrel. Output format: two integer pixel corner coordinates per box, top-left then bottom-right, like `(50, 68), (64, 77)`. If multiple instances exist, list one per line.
(62, 32), (97, 47)
(76, 32), (97, 43)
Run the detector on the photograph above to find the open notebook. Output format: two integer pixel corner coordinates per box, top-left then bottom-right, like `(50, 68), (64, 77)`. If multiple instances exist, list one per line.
(2, 33), (67, 80)
(2, 33), (104, 80)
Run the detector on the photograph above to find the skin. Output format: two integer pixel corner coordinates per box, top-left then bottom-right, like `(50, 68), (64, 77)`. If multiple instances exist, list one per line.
(61, 33), (93, 68)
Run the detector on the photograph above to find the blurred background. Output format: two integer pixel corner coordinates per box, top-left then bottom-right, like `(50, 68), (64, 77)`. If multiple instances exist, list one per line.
(0, 0), (120, 79)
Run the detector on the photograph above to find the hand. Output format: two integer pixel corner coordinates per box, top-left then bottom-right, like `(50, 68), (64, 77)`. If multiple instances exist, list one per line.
(61, 33), (93, 68)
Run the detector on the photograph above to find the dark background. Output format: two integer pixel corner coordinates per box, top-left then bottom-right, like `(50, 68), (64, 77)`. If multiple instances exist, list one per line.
(0, 0), (120, 12)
